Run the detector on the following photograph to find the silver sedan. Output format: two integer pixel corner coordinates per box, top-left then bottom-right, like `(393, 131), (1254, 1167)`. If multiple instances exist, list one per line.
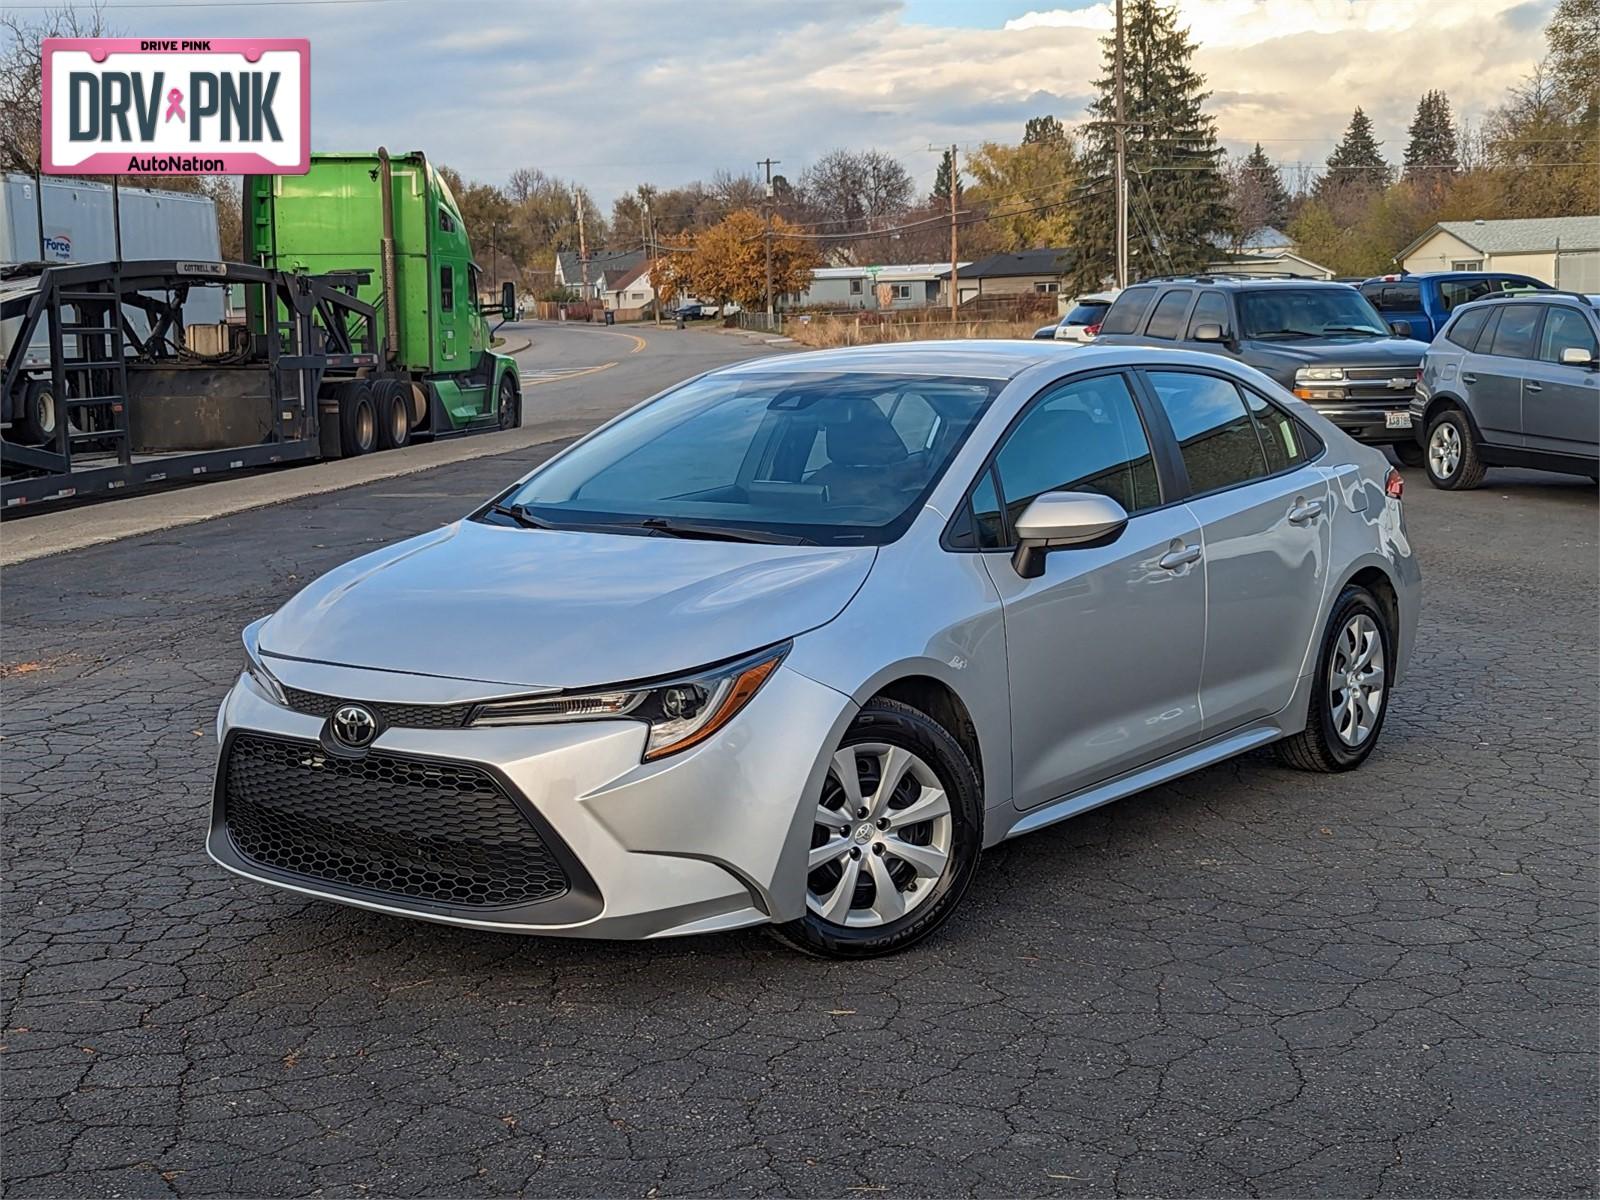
(210, 342), (1421, 957)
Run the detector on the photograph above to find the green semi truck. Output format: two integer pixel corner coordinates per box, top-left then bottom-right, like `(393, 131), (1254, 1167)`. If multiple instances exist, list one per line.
(246, 147), (520, 454)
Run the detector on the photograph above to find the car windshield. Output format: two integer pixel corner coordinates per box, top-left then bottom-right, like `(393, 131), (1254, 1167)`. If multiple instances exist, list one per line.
(1239, 289), (1389, 339)
(500, 371), (1002, 545)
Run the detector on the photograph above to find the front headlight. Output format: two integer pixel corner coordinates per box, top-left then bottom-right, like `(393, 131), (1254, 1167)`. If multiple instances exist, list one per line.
(1295, 366), (1346, 382)
(241, 619), (287, 705)
(468, 643), (789, 760)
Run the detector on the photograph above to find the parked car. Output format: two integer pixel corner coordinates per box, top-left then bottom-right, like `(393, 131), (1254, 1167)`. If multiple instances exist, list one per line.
(1054, 292), (1120, 343)
(1411, 291), (1600, 489)
(211, 341), (1419, 958)
(1359, 271), (1550, 341)
(1094, 277), (1432, 462)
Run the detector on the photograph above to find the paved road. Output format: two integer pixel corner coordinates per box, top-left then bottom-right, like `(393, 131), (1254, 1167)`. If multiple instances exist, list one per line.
(3, 344), (1596, 1196)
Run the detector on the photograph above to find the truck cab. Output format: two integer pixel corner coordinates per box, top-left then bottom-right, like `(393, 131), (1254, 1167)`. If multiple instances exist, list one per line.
(1358, 271), (1550, 342)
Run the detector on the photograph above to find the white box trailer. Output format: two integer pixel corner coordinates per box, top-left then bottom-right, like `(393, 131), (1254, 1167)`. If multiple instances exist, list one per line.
(1, 174), (225, 367)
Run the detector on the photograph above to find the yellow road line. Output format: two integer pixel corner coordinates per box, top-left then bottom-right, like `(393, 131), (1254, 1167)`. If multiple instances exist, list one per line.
(520, 361), (617, 387)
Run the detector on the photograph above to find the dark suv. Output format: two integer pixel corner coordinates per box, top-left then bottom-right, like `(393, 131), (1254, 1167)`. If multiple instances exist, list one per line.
(1095, 277), (1432, 458)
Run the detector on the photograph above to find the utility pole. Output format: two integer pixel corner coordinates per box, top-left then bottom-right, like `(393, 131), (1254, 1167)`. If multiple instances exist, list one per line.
(948, 144), (959, 323)
(575, 187), (591, 316)
(758, 156), (780, 326)
(1113, 0), (1128, 289)
(644, 201), (661, 327)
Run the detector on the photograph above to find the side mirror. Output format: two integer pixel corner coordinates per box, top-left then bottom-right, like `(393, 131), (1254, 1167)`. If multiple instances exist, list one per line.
(1390, 320), (1412, 338)
(1011, 491), (1129, 580)
(1559, 346), (1595, 367)
(501, 280), (516, 317)
(1192, 322), (1226, 342)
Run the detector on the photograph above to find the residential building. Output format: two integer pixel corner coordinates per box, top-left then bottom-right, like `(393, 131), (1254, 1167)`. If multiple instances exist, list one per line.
(1206, 249), (1334, 279)
(554, 249), (646, 300)
(792, 263), (965, 310)
(936, 249), (1074, 305)
(601, 261), (656, 313)
(1398, 217), (1600, 290)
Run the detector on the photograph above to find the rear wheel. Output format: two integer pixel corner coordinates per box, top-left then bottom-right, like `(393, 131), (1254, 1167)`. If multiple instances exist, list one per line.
(1424, 408), (1485, 490)
(1391, 440), (1424, 468)
(375, 380), (411, 451)
(15, 378), (58, 446)
(1275, 585), (1393, 773)
(338, 381), (378, 457)
(772, 699), (982, 958)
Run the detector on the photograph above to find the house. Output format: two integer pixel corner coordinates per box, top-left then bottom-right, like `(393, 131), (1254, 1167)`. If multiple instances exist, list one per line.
(600, 261), (656, 313)
(1207, 249), (1334, 279)
(792, 263), (965, 310)
(1211, 226), (1297, 256)
(936, 249), (1074, 305)
(1398, 217), (1600, 290)
(554, 249), (646, 300)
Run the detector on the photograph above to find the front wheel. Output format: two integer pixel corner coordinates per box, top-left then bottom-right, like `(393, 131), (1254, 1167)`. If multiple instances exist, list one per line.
(772, 699), (982, 958)
(1391, 440), (1424, 468)
(1424, 408), (1485, 490)
(496, 373), (519, 431)
(1275, 585), (1393, 773)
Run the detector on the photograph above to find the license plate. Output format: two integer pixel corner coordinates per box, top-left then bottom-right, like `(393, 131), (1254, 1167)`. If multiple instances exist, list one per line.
(1386, 412), (1413, 429)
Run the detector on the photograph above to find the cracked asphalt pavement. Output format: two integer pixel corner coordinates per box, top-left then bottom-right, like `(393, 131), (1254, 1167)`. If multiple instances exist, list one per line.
(2, 357), (1596, 1196)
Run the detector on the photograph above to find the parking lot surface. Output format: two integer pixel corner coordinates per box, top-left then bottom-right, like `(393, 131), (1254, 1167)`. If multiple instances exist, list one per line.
(3, 353), (1596, 1196)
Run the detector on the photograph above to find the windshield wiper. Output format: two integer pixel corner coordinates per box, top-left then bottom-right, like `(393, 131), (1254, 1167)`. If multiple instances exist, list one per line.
(637, 517), (813, 545)
(484, 501), (558, 530)
(1324, 325), (1386, 336)
(1250, 328), (1321, 339)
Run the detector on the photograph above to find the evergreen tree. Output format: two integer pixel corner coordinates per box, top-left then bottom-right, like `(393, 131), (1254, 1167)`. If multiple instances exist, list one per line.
(1071, 0), (1232, 287)
(1023, 114), (1067, 146)
(1229, 142), (1291, 233)
(932, 147), (959, 203)
(1317, 107), (1390, 203)
(1403, 91), (1459, 174)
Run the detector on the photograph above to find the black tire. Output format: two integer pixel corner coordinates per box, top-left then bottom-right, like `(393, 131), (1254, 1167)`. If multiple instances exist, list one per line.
(772, 698), (982, 959)
(1391, 440), (1424, 468)
(1423, 407), (1485, 490)
(496, 373), (519, 431)
(1275, 584), (1394, 773)
(374, 380), (411, 451)
(338, 381), (378, 456)
(15, 378), (58, 446)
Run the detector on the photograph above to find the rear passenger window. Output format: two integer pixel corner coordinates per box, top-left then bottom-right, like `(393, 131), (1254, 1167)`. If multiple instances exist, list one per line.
(1488, 305), (1541, 359)
(992, 374), (1160, 532)
(1242, 390), (1306, 473)
(1538, 307), (1598, 363)
(1145, 290), (1194, 339)
(1147, 371), (1268, 494)
(1186, 292), (1231, 339)
(1445, 306), (1490, 349)
(1099, 287), (1157, 335)
(1364, 282), (1421, 313)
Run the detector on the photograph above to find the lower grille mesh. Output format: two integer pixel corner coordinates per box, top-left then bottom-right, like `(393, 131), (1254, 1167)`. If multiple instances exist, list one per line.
(223, 734), (569, 907)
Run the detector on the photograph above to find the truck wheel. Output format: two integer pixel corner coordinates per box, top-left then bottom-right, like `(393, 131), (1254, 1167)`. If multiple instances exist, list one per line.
(15, 379), (58, 446)
(1391, 441), (1424, 468)
(496, 374), (519, 431)
(339, 382), (378, 456)
(375, 380), (411, 451)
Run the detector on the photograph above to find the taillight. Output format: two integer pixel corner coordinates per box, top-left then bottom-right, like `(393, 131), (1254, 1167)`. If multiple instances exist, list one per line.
(1084, 323), (1102, 337)
(1385, 468), (1404, 499)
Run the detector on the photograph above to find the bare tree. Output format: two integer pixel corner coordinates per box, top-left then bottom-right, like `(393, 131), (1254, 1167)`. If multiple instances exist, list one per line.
(1, 2), (111, 173)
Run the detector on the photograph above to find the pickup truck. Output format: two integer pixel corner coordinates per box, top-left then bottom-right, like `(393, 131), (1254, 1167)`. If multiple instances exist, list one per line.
(1358, 271), (1549, 341)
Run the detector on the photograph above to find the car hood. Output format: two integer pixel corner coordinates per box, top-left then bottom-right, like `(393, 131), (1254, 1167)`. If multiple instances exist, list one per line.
(259, 520), (876, 689)
(1247, 336), (1430, 368)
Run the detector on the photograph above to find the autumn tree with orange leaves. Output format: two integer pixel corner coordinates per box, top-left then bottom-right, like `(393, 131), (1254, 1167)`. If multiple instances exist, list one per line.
(653, 210), (822, 310)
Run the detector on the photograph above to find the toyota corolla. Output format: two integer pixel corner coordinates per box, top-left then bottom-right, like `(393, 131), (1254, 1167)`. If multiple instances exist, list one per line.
(210, 342), (1420, 957)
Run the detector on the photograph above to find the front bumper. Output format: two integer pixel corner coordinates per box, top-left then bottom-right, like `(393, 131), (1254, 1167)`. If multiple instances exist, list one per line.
(1305, 401), (1416, 445)
(208, 662), (856, 939)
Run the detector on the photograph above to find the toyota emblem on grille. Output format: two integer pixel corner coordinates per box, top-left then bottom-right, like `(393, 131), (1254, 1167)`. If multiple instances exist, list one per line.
(330, 704), (378, 749)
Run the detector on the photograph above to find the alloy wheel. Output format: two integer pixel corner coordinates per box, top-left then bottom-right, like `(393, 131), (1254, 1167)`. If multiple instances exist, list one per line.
(807, 743), (953, 928)
(1329, 613), (1385, 748)
(1428, 422), (1461, 479)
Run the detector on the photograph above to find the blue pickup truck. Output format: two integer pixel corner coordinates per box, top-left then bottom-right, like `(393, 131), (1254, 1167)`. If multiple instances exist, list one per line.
(1358, 271), (1550, 341)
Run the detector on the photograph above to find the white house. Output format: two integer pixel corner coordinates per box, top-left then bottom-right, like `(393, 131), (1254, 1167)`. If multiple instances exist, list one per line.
(1398, 217), (1600, 290)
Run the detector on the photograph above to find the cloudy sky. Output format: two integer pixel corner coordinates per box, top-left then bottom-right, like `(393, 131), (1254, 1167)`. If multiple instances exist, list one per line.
(112, 0), (1556, 203)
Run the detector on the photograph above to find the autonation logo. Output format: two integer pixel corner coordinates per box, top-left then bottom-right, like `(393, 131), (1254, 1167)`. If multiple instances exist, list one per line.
(41, 37), (309, 176)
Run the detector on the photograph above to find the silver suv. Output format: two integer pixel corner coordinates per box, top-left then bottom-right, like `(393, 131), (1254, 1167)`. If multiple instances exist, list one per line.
(1412, 293), (1600, 489)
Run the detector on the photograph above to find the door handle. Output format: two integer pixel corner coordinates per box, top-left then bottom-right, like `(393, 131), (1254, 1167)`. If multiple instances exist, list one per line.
(1288, 498), (1325, 524)
(1158, 543), (1201, 570)
(1525, 382), (1543, 392)
(1461, 373), (1477, 384)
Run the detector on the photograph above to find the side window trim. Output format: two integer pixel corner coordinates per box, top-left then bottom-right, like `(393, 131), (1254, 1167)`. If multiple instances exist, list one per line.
(940, 367), (1170, 553)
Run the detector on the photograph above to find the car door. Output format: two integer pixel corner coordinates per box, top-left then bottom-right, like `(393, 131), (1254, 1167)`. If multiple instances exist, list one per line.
(1468, 304), (1542, 447)
(1522, 304), (1600, 460)
(1177, 290), (1240, 357)
(972, 371), (1205, 809)
(1140, 369), (1332, 732)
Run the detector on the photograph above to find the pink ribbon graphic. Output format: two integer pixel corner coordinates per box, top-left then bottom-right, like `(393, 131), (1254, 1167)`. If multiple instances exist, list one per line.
(164, 88), (185, 123)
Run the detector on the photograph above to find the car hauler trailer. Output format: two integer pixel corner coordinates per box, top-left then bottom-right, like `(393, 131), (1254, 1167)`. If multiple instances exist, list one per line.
(246, 147), (521, 444)
(1, 259), (391, 508)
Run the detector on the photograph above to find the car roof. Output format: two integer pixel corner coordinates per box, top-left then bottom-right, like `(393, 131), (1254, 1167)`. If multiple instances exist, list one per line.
(1361, 270), (1547, 283)
(1127, 277), (1354, 291)
(711, 339), (1263, 382)
(1456, 290), (1596, 311)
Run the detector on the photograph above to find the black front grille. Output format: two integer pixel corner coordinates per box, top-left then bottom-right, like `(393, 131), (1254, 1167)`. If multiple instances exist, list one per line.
(1341, 366), (1417, 404)
(222, 733), (569, 908)
(280, 687), (474, 730)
